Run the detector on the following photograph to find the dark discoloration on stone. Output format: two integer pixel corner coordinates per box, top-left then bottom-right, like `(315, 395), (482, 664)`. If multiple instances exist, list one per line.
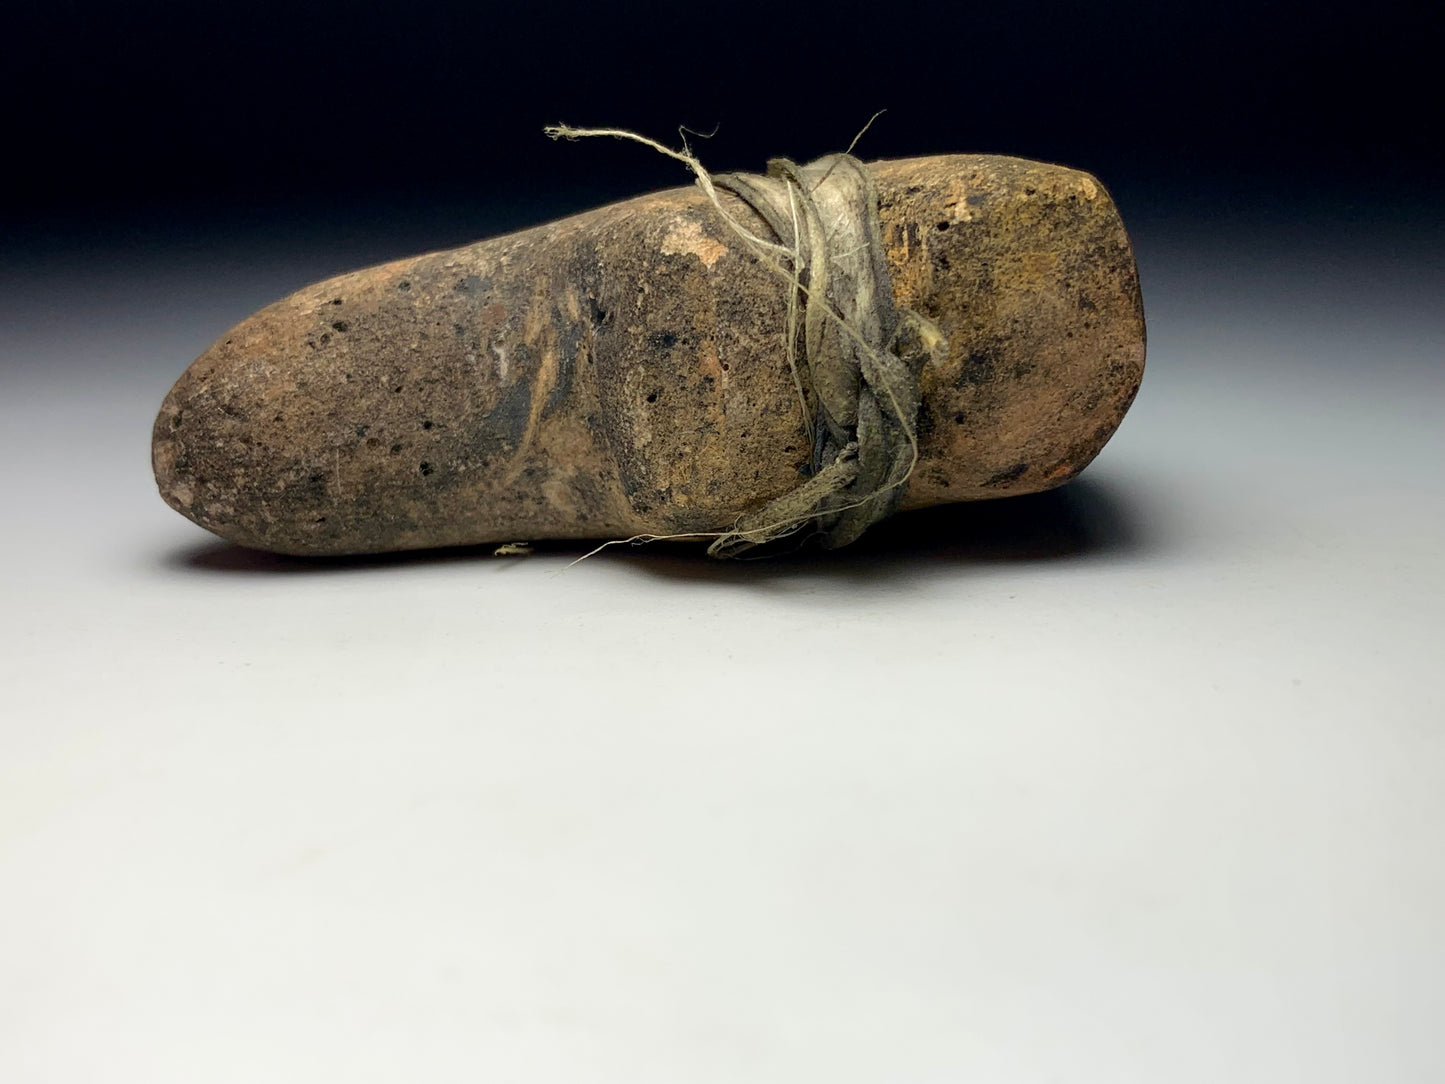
(153, 154), (1145, 556)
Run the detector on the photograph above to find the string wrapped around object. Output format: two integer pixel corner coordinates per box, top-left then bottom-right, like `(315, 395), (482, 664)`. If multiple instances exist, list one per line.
(709, 154), (945, 554)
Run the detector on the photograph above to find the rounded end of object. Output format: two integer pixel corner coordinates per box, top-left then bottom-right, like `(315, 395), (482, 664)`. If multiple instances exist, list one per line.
(872, 155), (1145, 510)
(150, 243), (642, 557)
(150, 291), (360, 556)
(149, 263), (480, 557)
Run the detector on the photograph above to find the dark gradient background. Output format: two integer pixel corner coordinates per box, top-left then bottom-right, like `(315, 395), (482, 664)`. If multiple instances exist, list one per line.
(2, 3), (1443, 1081)
(5, 0), (1443, 215)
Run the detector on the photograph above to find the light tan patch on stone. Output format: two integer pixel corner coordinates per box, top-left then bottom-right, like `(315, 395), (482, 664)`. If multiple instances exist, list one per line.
(944, 178), (977, 222)
(512, 276), (560, 470)
(661, 219), (727, 269)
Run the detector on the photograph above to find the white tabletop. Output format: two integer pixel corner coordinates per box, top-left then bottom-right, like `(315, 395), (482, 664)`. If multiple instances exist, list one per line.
(2, 202), (1442, 1082)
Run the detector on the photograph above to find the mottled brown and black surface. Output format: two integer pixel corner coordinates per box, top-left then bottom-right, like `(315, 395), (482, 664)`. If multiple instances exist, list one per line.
(153, 155), (1145, 555)
(873, 156), (1147, 508)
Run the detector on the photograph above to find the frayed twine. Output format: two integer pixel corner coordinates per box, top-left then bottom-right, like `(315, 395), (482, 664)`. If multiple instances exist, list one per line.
(544, 119), (943, 564)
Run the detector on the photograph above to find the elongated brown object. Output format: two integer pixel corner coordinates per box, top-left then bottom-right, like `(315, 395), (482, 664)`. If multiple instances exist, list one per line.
(153, 154), (1145, 556)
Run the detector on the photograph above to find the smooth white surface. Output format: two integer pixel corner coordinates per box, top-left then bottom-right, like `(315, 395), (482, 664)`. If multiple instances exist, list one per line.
(2, 222), (1442, 1082)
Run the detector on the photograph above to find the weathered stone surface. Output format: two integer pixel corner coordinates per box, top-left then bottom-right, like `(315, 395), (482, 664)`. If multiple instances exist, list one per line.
(153, 154), (1145, 555)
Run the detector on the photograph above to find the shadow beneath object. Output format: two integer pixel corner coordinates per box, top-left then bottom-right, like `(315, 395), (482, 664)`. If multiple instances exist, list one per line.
(163, 475), (1152, 580)
(607, 474), (1152, 586)
(166, 536), (516, 576)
